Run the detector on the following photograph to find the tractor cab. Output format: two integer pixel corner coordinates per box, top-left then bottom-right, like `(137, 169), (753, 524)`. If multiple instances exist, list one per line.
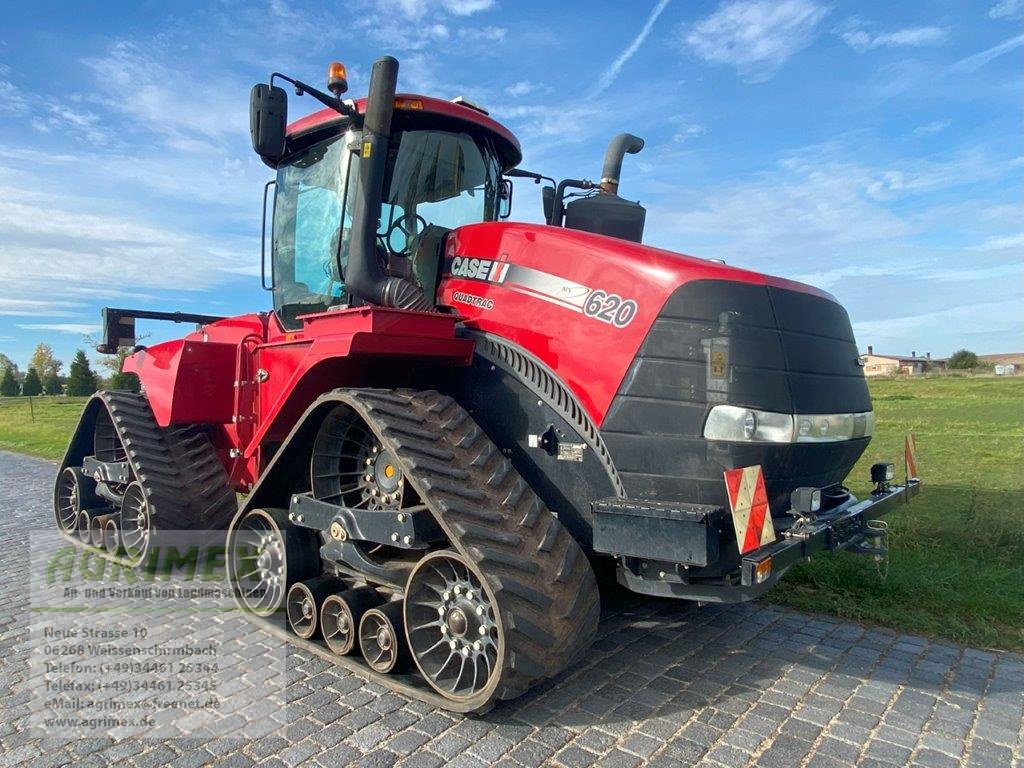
(251, 62), (521, 328)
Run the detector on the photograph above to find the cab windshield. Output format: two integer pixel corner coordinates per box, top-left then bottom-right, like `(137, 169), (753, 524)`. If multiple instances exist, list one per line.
(271, 127), (502, 329)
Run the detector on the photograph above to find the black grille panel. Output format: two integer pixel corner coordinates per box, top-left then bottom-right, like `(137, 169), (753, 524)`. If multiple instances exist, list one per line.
(601, 279), (871, 512)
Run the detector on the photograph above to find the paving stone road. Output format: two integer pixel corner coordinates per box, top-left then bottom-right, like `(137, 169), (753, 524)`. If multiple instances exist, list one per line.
(1, 449), (1021, 768)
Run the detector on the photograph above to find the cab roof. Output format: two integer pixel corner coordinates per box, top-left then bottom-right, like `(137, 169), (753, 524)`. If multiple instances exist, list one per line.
(286, 93), (522, 169)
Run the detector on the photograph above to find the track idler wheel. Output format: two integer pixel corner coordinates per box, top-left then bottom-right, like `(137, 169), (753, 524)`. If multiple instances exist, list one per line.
(320, 587), (384, 656)
(228, 508), (318, 617)
(119, 482), (151, 566)
(55, 467), (102, 534)
(405, 550), (502, 701)
(89, 514), (113, 549)
(76, 511), (92, 544)
(103, 518), (121, 555)
(286, 575), (346, 639)
(359, 601), (411, 674)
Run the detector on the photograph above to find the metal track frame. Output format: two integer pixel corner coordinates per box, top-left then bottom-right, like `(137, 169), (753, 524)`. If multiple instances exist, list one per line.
(54, 391), (238, 568)
(233, 388), (600, 712)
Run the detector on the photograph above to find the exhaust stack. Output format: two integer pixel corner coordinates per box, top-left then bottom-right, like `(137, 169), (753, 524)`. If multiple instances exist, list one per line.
(599, 133), (645, 195)
(346, 56), (430, 310)
(562, 132), (647, 243)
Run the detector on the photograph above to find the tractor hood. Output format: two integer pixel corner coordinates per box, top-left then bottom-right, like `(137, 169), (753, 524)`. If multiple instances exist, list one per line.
(438, 221), (871, 515)
(438, 221), (853, 419)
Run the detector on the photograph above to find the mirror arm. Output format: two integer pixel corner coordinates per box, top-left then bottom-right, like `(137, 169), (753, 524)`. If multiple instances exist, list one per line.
(270, 72), (357, 117)
(506, 168), (555, 187)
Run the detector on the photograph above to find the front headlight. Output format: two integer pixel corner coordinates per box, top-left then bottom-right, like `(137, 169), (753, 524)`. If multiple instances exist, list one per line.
(794, 411), (875, 442)
(704, 406), (874, 443)
(703, 405), (794, 443)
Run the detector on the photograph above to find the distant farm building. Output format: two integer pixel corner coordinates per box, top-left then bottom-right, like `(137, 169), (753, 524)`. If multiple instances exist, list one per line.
(860, 347), (946, 377)
(980, 353), (1024, 375)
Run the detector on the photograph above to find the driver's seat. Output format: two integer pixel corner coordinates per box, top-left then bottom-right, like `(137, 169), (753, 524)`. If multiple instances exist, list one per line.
(408, 225), (450, 308)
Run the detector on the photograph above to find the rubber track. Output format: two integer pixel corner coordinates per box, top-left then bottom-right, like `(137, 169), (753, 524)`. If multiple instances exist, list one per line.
(305, 389), (600, 706)
(56, 391), (237, 566)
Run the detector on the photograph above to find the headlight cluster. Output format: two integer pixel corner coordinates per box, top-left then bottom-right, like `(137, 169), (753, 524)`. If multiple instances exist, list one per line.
(703, 405), (874, 443)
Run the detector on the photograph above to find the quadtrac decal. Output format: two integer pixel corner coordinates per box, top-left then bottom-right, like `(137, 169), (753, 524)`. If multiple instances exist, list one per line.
(445, 255), (639, 328)
(451, 291), (494, 310)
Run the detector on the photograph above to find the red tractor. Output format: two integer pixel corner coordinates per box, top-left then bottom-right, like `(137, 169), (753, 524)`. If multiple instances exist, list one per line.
(54, 56), (919, 712)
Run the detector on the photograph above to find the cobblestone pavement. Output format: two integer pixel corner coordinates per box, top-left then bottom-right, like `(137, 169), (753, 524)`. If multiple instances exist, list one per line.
(1, 450), (1022, 768)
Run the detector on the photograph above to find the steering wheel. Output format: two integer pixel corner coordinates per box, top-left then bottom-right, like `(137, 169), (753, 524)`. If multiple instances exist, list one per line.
(385, 212), (428, 255)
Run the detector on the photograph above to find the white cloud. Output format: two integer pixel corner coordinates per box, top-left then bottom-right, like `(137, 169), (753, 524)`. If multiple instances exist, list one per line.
(642, 142), (1015, 268)
(30, 104), (107, 143)
(505, 80), (539, 97)
(683, 0), (828, 83)
(0, 298), (85, 317)
(973, 233), (1024, 251)
(0, 166), (254, 314)
(671, 120), (707, 143)
(914, 119), (952, 135)
(361, 4), (496, 50)
(590, 0), (672, 97)
(442, 0), (495, 15)
(0, 78), (31, 117)
(385, 0), (493, 20)
(838, 19), (949, 52)
(792, 263), (922, 290)
(952, 33), (1024, 71)
(495, 104), (603, 140)
(16, 323), (100, 335)
(0, 74), (105, 142)
(853, 299), (1023, 354)
(83, 42), (248, 145)
(458, 26), (506, 42)
(989, 0), (1024, 20)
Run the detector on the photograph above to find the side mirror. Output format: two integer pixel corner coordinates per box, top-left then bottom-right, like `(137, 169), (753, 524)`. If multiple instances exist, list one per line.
(542, 186), (555, 224)
(250, 83), (288, 161)
(499, 179), (513, 219)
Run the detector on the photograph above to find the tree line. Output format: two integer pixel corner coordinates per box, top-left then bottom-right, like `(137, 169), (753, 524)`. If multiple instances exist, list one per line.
(0, 344), (138, 397)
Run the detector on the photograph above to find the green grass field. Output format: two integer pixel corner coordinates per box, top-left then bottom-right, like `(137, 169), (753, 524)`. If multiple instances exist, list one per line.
(768, 377), (1024, 652)
(0, 396), (88, 460)
(2, 378), (1022, 651)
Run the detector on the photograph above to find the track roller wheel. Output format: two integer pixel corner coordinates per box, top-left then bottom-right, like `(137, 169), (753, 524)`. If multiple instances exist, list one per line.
(89, 514), (112, 548)
(119, 482), (151, 566)
(76, 512), (92, 544)
(359, 601), (410, 674)
(286, 575), (346, 639)
(228, 508), (318, 617)
(320, 587), (384, 656)
(55, 467), (102, 534)
(405, 551), (501, 701)
(103, 518), (121, 555)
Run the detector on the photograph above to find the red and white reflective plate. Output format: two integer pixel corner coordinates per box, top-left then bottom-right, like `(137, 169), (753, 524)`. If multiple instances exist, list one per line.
(723, 465), (776, 555)
(905, 434), (918, 480)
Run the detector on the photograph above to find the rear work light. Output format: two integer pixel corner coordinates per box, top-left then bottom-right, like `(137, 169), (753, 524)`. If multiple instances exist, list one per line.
(871, 462), (895, 483)
(790, 487), (822, 515)
(703, 406), (874, 444)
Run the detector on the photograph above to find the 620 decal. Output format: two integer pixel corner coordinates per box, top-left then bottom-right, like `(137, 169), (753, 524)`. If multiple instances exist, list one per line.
(583, 290), (638, 328)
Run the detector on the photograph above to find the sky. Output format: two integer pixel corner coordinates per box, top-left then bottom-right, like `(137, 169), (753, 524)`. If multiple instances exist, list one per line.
(0, 0), (1021, 370)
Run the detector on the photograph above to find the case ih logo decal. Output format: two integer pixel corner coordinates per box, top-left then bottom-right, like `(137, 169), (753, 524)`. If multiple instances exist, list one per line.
(450, 257), (510, 283)
(723, 465), (776, 555)
(446, 257), (638, 328)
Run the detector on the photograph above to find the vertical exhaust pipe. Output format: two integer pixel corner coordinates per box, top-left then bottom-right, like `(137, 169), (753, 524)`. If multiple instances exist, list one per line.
(599, 133), (645, 195)
(346, 56), (429, 310)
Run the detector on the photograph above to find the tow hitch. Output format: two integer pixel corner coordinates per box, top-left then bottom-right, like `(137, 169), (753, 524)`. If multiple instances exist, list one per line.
(740, 466), (919, 588)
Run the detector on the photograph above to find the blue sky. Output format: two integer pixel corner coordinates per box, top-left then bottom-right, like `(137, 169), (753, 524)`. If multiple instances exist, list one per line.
(0, 0), (1021, 370)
